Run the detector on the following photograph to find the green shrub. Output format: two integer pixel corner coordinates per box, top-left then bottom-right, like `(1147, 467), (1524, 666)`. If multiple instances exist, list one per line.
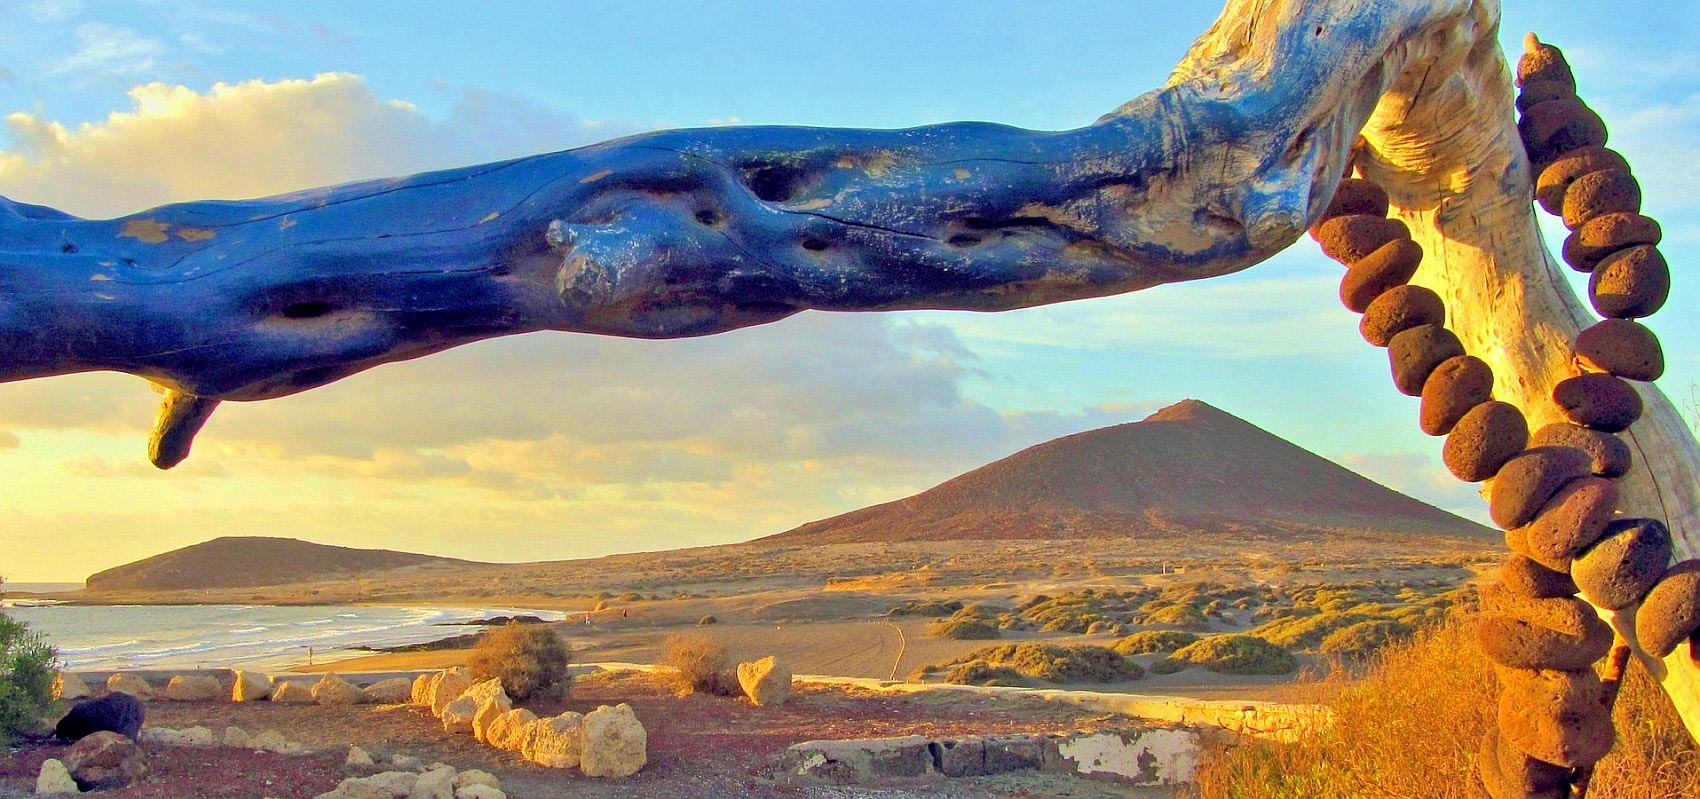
(944, 662), (1029, 687)
(1150, 658), (1189, 675)
(467, 622), (571, 702)
(661, 632), (739, 696)
(1113, 630), (1200, 656)
(1319, 620), (1411, 661)
(1139, 603), (1212, 630)
(934, 643), (1143, 684)
(1170, 635), (1297, 675)
(1249, 612), (1372, 649)
(928, 618), (1001, 640)
(0, 612), (57, 744)
(887, 599), (964, 617)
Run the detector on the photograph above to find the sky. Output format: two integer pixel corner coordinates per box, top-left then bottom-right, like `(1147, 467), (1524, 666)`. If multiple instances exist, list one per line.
(0, 1), (1696, 581)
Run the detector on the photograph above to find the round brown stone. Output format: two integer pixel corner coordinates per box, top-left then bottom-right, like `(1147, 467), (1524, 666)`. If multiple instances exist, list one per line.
(1478, 729), (1569, 799)
(1516, 78), (1576, 114)
(1553, 373), (1642, 433)
(1573, 518), (1672, 611)
(1636, 560), (1700, 658)
(1590, 245), (1669, 318)
(1479, 585), (1613, 665)
(1489, 727), (1564, 795)
(1315, 215), (1410, 264)
(1360, 285), (1445, 347)
(1496, 667), (1614, 769)
(1530, 423), (1632, 478)
(1575, 319), (1664, 381)
(1562, 169), (1640, 230)
(1388, 324), (1464, 397)
(1500, 554), (1578, 599)
(1420, 355), (1494, 436)
(1317, 178), (1389, 223)
(1536, 147), (1628, 216)
(1563, 213), (1660, 272)
(1340, 238), (1422, 313)
(1488, 447), (1592, 530)
(1444, 401), (1530, 482)
(1518, 476), (1620, 572)
(1518, 44), (1574, 89)
(1520, 98), (1607, 160)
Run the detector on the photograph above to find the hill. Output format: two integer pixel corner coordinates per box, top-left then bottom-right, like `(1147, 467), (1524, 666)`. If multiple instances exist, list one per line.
(84, 536), (470, 592)
(764, 399), (1492, 545)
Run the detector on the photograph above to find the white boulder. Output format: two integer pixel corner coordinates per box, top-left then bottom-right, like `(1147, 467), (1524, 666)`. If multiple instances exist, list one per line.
(162, 674), (223, 701)
(53, 672), (90, 701)
(222, 726), (252, 748)
(521, 712), (583, 769)
(232, 670), (274, 702)
(454, 787), (504, 799)
(429, 668), (472, 717)
(408, 767), (455, 799)
(440, 696), (479, 735)
(35, 758), (78, 795)
(363, 677), (412, 704)
(484, 708), (537, 752)
(580, 703), (647, 778)
(313, 673), (367, 706)
(736, 655), (793, 706)
(364, 771), (419, 797)
(270, 681), (315, 704)
(140, 726), (215, 746)
(471, 694), (512, 744)
(105, 673), (153, 700)
(347, 745), (375, 767)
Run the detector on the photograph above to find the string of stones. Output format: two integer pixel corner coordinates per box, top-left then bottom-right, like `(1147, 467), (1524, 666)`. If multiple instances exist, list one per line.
(1307, 35), (1690, 799)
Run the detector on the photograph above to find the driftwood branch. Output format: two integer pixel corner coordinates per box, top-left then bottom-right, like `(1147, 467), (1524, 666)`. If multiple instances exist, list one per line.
(1, 1), (1468, 460)
(3, 0), (1699, 753)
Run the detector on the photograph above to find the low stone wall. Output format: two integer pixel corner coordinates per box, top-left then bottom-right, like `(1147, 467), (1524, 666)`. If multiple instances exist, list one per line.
(779, 727), (1202, 786)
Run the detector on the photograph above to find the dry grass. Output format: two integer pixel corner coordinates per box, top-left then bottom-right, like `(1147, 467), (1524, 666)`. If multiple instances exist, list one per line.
(660, 632), (740, 696)
(465, 623), (571, 702)
(1192, 614), (1700, 799)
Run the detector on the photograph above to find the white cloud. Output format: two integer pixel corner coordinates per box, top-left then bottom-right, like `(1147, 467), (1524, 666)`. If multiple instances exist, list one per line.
(0, 73), (642, 218)
(42, 22), (166, 81)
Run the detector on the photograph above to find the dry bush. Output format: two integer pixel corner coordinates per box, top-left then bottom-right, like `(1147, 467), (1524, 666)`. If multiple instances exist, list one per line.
(927, 618), (1001, 640)
(661, 632), (740, 696)
(1193, 614), (1700, 799)
(467, 623), (570, 702)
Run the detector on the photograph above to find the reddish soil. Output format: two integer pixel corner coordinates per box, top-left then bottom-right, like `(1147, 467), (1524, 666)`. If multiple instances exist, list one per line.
(1, 672), (1132, 799)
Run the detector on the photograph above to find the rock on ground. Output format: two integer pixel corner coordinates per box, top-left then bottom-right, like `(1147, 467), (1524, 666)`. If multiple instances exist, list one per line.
(251, 729), (305, 755)
(271, 681), (315, 704)
(410, 674), (434, 706)
(441, 696), (480, 735)
(56, 692), (145, 741)
(347, 745), (375, 767)
(314, 778), (390, 799)
(737, 655), (794, 706)
(429, 668), (473, 717)
(471, 694), (512, 744)
(454, 786), (505, 799)
(35, 758), (78, 795)
(162, 675), (222, 701)
(232, 670), (274, 702)
(579, 704), (647, 778)
(364, 771), (419, 797)
(64, 731), (148, 791)
(104, 673), (153, 701)
(364, 677), (413, 704)
(53, 673), (90, 701)
(314, 674), (368, 706)
(140, 726), (215, 746)
(409, 766), (456, 799)
(223, 726), (252, 748)
(521, 712), (583, 769)
(484, 709), (537, 753)
(453, 770), (499, 791)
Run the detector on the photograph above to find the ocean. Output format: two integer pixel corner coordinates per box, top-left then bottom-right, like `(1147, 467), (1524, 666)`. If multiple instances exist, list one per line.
(1, 600), (565, 671)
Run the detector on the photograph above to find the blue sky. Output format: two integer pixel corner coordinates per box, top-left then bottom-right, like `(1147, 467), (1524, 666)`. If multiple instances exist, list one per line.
(0, 1), (1695, 580)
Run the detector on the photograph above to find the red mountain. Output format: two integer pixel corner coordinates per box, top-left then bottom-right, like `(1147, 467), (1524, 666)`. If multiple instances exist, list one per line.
(764, 399), (1491, 544)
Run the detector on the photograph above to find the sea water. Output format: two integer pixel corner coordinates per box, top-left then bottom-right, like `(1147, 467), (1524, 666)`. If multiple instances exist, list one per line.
(2, 599), (565, 671)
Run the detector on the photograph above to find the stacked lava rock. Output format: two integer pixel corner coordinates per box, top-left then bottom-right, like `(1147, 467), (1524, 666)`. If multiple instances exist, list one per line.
(1306, 36), (1688, 799)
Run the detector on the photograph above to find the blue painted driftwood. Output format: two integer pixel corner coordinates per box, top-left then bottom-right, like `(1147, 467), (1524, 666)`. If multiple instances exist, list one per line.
(0, 0), (1443, 466)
